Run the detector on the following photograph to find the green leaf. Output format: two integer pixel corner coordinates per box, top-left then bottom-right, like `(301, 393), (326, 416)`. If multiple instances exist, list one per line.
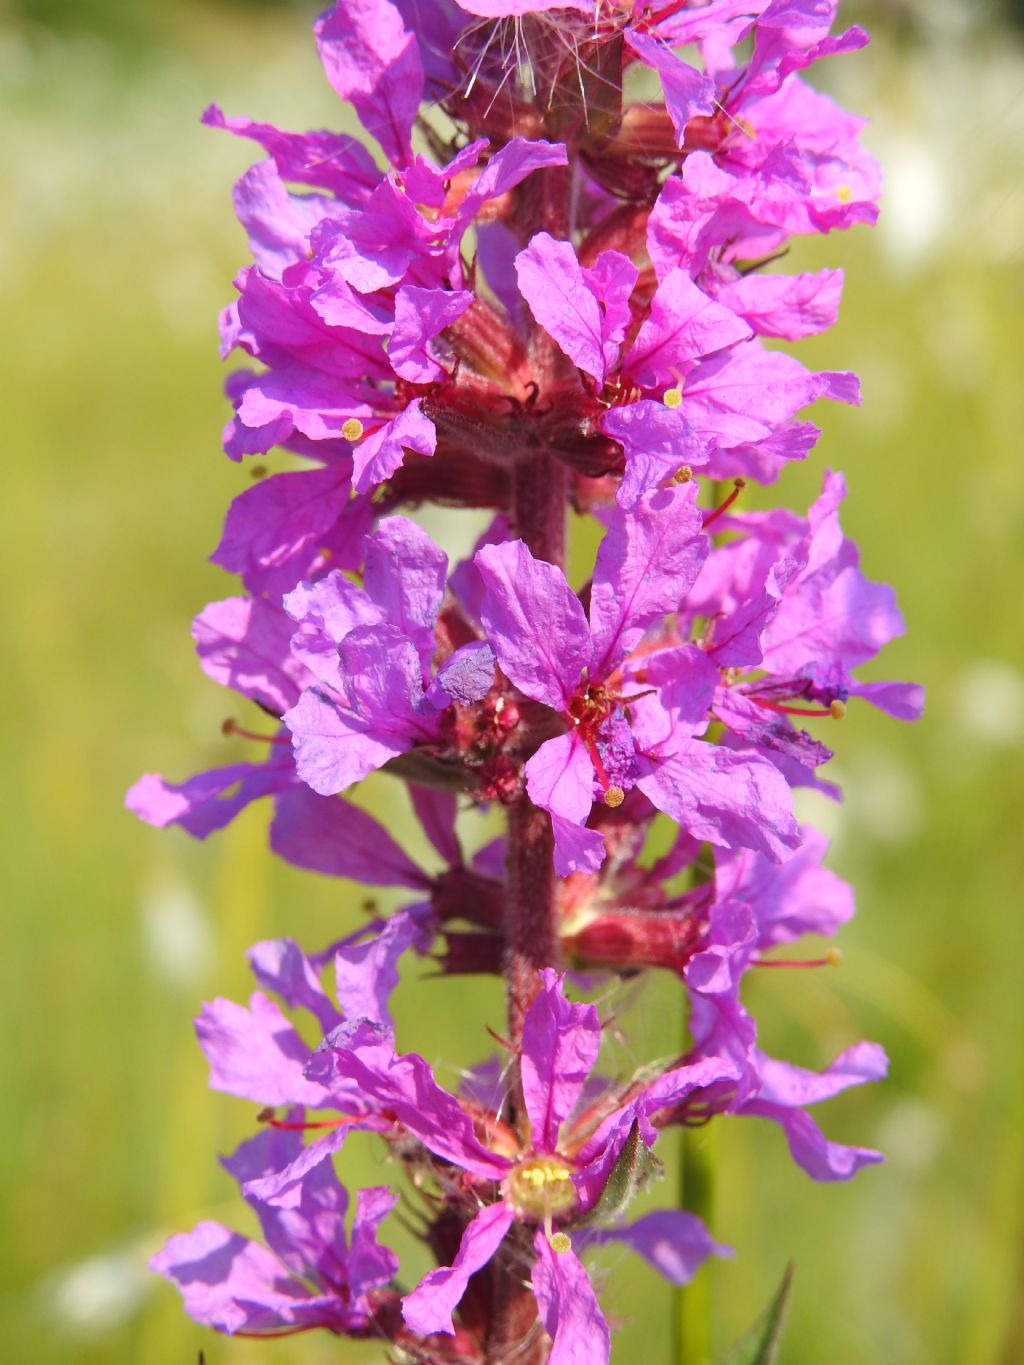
(579, 1118), (664, 1225)
(721, 1263), (794, 1365)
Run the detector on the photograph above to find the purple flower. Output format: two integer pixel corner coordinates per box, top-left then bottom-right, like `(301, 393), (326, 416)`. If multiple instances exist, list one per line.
(151, 1123), (399, 1336)
(283, 515), (495, 795)
(304, 969), (736, 1358)
(474, 486), (800, 872)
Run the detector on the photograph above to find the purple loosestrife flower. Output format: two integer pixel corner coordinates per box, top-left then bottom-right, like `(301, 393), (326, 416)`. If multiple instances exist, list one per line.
(306, 968), (737, 1360)
(474, 484), (800, 872)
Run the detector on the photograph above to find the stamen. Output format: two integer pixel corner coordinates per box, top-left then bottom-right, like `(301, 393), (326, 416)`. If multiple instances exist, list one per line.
(257, 1108), (353, 1131)
(603, 785), (625, 808)
(221, 718), (290, 743)
(672, 465), (693, 484)
(662, 386), (683, 408)
(249, 463), (268, 480)
(341, 417), (365, 442)
(750, 698), (846, 720)
(753, 948), (841, 969)
(702, 477), (746, 529)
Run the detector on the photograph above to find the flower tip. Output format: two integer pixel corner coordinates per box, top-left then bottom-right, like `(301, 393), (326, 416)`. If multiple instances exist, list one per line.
(603, 785), (625, 808)
(342, 417), (365, 442)
(830, 699), (847, 720)
(549, 1232), (572, 1255)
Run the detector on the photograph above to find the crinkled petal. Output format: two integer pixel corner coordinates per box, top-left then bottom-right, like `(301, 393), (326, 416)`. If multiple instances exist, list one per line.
(193, 596), (307, 713)
(315, 0), (423, 165)
(232, 160), (335, 280)
(284, 686), (411, 796)
(521, 969), (601, 1153)
(334, 907), (433, 1025)
(348, 1186), (400, 1301)
(402, 1201), (514, 1335)
(628, 269), (752, 390)
(589, 484), (707, 676)
(247, 938), (342, 1035)
(476, 540), (591, 707)
(195, 993), (327, 1107)
(389, 286), (473, 382)
(637, 741), (801, 861)
(352, 400), (437, 493)
(427, 641), (497, 707)
(516, 233), (608, 383)
(602, 401), (711, 508)
(624, 30), (716, 145)
(363, 516), (448, 671)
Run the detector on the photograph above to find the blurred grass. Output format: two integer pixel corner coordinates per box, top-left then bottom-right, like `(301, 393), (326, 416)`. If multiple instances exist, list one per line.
(2, 3), (1023, 1363)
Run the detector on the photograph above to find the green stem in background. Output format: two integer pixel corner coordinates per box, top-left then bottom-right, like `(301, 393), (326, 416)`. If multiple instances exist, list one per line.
(675, 1119), (717, 1365)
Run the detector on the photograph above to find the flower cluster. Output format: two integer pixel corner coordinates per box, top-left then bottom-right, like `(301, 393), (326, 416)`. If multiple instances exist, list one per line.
(133, 2), (921, 1360)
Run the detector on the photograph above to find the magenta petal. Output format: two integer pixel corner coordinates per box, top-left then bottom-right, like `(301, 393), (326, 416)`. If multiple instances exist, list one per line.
(850, 678), (925, 720)
(756, 1042), (888, 1107)
(193, 596), (306, 713)
(351, 400), (436, 493)
(476, 540), (591, 708)
(521, 969), (601, 1152)
(284, 686), (410, 796)
(628, 269), (752, 390)
(348, 1186), (400, 1301)
(453, 0), (592, 15)
(516, 233), (608, 382)
(334, 908), (433, 1024)
(315, 0), (423, 165)
(624, 30), (715, 145)
(408, 785), (461, 865)
(717, 268), (844, 341)
(525, 734), (595, 825)
(588, 1209), (730, 1285)
(362, 515), (448, 671)
(195, 993), (327, 1107)
(389, 286), (473, 382)
(270, 784), (429, 887)
(210, 465), (353, 601)
(532, 1231), (611, 1365)
(589, 484), (707, 676)
(550, 813), (607, 876)
(402, 1201), (514, 1335)
(601, 401), (711, 508)
(743, 1100), (884, 1182)
(242, 1124), (356, 1204)
(638, 742), (801, 861)
(247, 938), (341, 1034)
(428, 641), (497, 707)
(125, 757), (294, 839)
(232, 160), (334, 280)
(150, 1222), (347, 1335)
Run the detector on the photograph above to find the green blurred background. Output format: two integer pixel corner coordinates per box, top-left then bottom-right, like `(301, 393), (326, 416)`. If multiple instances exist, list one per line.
(3, 1), (1023, 1361)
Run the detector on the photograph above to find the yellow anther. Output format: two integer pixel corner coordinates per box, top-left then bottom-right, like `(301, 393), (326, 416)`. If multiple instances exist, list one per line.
(342, 417), (365, 442)
(503, 1156), (578, 1220)
(829, 699), (847, 720)
(825, 947), (843, 966)
(672, 465), (693, 484)
(549, 1232), (572, 1255)
(603, 785), (625, 808)
(836, 184), (852, 203)
(249, 463), (268, 480)
(663, 387), (683, 409)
